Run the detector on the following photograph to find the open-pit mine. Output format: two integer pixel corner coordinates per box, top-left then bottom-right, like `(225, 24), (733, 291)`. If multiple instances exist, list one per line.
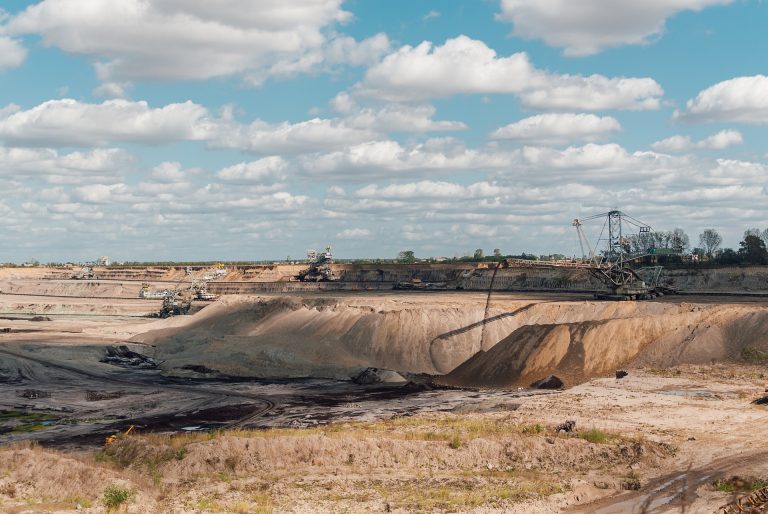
(1, 261), (767, 513)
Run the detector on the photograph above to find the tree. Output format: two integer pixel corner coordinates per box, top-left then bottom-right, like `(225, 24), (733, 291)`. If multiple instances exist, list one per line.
(473, 248), (484, 260)
(739, 235), (768, 265)
(669, 228), (690, 253)
(698, 228), (722, 258)
(716, 248), (740, 265)
(397, 250), (416, 263)
(493, 248), (502, 258)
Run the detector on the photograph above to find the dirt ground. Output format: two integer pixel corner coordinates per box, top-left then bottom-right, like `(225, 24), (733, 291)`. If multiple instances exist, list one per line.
(0, 365), (766, 513)
(1, 275), (768, 512)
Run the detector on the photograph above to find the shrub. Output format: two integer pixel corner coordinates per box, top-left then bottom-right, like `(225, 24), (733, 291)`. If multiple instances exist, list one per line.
(579, 427), (609, 444)
(448, 433), (462, 449)
(103, 484), (132, 510)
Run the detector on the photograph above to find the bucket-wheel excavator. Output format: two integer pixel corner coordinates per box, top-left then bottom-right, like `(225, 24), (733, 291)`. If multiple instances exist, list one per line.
(491, 210), (677, 301)
(571, 210), (675, 300)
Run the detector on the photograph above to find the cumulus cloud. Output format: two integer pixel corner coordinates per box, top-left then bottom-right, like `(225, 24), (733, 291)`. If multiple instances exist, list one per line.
(0, 99), (212, 146)
(496, 0), (732, 56)
(490, 113), (621, 144)
(5, 0), (384, 84)
(216, 157), (288, 183)
(0, 36), (27, 70)
(92, 82), (129, 99)
(651, 130), (743, 152)
(0, 97), (464, 151)
(0, 146), (133, 184)
(301, 138), (515, 179)
(354, 36), (663, 110)
(336, 228), (371, 238)
(674, 75), (768, 123)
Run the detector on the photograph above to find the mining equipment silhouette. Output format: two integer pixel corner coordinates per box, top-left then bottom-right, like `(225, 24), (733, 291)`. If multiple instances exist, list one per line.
(497, 210), (677, 301)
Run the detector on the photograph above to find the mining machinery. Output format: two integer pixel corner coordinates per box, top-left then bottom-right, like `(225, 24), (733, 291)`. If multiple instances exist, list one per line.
(73, 266), (95, 280)
(494, 210), (677, 300)
(159, 290), (193, 318)
(296, 245), (338, 282)
(571, 210), (657, 299)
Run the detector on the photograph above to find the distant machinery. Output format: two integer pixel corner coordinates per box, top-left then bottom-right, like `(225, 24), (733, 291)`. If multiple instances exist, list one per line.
(296, 245), (339, 282)
(139, 283), (171, 299)
(486, 210), (678, 300)
(570, 210), (679, 299)
(143, 266), (221, 316)
(73, 266), (95, 280)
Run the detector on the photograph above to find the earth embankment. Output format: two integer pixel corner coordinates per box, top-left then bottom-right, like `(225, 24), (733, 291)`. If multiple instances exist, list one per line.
(134, 294), (768, 385)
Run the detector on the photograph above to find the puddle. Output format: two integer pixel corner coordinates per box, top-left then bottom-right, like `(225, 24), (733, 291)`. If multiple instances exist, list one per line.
(594, 472), (713, 513)
(655, 389), (735, 400)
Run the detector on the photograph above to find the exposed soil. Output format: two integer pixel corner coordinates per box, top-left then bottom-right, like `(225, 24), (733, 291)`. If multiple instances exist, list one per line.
(2, 267), (768, 512)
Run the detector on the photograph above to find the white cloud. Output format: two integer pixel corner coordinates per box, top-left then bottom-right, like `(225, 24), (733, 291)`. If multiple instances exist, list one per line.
(354, 36), (663, 110)
(336, 228), (371, 238)
(301, 138), (515, 179)
(702, 129), (743, 149)
(491, 113), (621, 144)
(355, 181), (502, 199)
(5, 0), (382, 85)
(261, 33), (391, 84)
(92, 82), (129, 99)
(149, 161), (195, 182)
(520, 74), (662, 111)
(674, 75), (768, 123)
(354, 36), (539, 101)
(212, 117), (381, 154)
(651, 129), (743, 152)
(342, 103), (467, 133)
(0, 97), (466, 151)
(0, 99), (212, 146)
(216, 157), (288, 183)
(0, 36), (27, 70)
(0, 146), (133, 184)
(497, 0), (732, 56)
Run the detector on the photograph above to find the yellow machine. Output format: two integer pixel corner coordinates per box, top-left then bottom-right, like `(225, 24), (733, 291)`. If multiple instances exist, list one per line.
(105, 425), (134, 445)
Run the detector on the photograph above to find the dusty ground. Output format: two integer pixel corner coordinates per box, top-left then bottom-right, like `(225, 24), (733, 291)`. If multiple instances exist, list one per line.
(1, 271), (768, 512)
(0, 366), (766, 513)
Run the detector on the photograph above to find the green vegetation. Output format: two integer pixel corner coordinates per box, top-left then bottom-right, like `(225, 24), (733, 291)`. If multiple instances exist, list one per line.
(0, 410), (59, 422)
(713, 477), (768, 493)
(740, 347), (768, 364)
(375, 481), (566, 511)
(102, 484), (132, 510)
(579, 427), (610, 444)
(0, 410), (59, 433)
(448, 433), (462, 449)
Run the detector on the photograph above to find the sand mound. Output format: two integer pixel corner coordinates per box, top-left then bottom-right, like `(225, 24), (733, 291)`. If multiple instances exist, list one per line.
(137, 295), (522, 379)
(443, 304), (768, 388)
(135, 294), (768, 384)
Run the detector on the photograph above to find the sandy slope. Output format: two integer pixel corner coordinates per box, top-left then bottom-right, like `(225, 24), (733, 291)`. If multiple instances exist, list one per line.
(134, 294), (768, 385)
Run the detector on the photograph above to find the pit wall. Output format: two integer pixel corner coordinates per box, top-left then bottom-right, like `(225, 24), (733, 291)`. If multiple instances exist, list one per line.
(4, 264), (768, 294)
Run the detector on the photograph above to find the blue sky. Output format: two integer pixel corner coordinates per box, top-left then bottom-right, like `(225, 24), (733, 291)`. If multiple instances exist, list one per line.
(0, 0), (767, 262)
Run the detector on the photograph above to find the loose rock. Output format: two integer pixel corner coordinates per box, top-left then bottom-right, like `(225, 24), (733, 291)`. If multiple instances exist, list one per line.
(352, 367), (407, 385)
(530, 375), (564, 389)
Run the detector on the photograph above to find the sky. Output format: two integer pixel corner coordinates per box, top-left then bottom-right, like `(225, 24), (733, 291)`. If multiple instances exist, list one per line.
(0, 0), (767, 263)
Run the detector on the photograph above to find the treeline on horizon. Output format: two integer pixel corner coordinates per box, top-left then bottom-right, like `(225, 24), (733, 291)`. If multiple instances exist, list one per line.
(5, 227), (768, 268)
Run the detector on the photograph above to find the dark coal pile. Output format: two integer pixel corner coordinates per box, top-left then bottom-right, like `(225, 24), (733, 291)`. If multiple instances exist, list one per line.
(101, 346), (159, 369)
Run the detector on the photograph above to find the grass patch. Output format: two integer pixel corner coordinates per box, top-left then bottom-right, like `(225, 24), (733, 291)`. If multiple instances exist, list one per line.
(102, 484), (132, 510)
(448, 433), (462, 449)
(578, 427), (611, 444)
(740, 347), (768, 364)
(0, 411), (59, 423)
(376, 480), (565, 511)
(713, 476), (768, 493)
(10, 423), (49, 433)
